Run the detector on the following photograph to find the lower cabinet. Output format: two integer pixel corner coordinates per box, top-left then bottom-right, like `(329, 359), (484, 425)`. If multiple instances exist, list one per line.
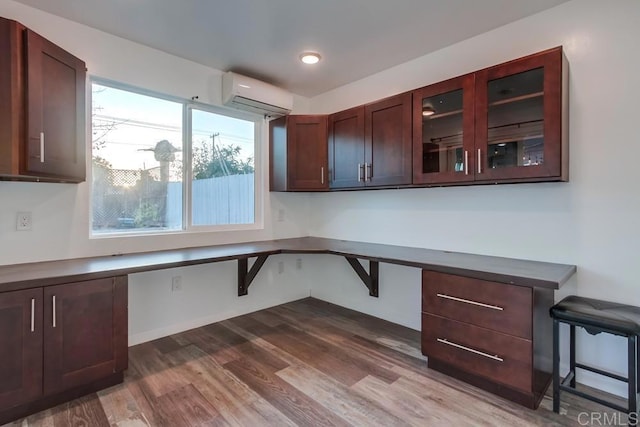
(421, 270), (553, 409)
(0, 277), (127, 423)
(0, 288), (42, 411)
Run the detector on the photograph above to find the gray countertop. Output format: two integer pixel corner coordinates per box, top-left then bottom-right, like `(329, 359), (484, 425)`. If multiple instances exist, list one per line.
(0, 237), (576, 292)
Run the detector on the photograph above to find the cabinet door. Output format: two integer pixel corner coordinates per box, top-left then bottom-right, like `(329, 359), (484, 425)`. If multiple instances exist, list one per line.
(329, 106), (365, 189)
(43, 277), (127, 395)
(0, 18), (23, 177)
(413, 74), (476, 185)
(475, 47), (565, 182)
(25, 28), (86, 181)
(0, 288), (42, 410)
(365, 92), (412, 187)
(287, 115), (328, 191)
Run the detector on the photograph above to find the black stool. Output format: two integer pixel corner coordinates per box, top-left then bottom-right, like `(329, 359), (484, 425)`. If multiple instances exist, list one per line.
(551, 296), (640, 421)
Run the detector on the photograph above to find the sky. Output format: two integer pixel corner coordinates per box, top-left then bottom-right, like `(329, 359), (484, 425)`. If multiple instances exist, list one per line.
(92, 83), (255, 176)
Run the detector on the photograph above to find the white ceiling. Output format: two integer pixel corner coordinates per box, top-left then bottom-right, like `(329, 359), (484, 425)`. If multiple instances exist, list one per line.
(14, 0), (569, 97)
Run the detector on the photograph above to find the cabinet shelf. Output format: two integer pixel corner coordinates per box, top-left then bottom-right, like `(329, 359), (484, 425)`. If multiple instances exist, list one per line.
(426, 119), (543, 147)
(488, 91), (543, 108)
(426, 109), (464, 120)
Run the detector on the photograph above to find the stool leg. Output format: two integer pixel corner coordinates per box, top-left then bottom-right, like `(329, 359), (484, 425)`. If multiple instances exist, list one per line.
(570, 324), (576, 388)
(629, 335), (637, 424)
(553, 318), (560, 413)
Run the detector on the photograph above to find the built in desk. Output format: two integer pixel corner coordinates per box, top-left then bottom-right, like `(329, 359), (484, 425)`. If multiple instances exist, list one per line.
(0, 237), (576, 421)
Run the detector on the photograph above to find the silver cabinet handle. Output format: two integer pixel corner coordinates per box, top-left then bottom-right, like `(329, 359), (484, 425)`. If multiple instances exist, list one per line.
(321, 167), (324, 185)
(52, 295), (56, 328)
(464, 151), (468, 175)
(30, 298), (35, 332)
(436, 293), (503, 311)
(365, 163), (371, 182)
(437, 338), (503, 362)
(357, 163), (363, 182)
(40, 132), (45, 163)
(477, 148), (482, 174)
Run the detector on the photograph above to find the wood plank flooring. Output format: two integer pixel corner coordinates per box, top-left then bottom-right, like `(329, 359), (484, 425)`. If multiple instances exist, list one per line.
(3, 297), (631, 426)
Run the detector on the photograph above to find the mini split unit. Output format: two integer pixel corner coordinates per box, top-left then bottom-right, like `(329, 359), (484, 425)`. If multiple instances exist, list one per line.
(222, 72), (293, 117)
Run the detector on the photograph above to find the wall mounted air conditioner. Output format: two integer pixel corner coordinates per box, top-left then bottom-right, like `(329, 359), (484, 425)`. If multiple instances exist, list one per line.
(222, 72), (293, 117)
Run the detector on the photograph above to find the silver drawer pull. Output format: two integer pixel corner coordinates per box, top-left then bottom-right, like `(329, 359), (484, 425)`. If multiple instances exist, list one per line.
(30, 298), (35, 332)
(437, 338), (503, 362)
(52, 295), (56, 328)
(40, 132), (45, 163)
(436, 293), (503, 311)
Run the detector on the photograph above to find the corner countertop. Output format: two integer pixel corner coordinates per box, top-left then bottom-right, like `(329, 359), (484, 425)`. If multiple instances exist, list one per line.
(0, 237), (576, 292)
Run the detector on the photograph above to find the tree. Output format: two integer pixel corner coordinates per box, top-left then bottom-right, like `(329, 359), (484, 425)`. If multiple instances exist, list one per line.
(192, 140), (254, 180)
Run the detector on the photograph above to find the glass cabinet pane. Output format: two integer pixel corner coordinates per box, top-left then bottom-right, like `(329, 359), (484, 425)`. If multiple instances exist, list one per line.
(421, 88), (464, 174)
(486, 67), (544, 169)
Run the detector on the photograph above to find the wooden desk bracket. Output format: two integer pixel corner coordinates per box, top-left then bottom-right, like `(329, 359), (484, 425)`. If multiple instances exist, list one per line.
(238, 255), (270, 296)
(345, 257), (379, 297)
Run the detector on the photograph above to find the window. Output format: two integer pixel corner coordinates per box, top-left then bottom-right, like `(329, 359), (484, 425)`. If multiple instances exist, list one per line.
(91, 80), (260, 236)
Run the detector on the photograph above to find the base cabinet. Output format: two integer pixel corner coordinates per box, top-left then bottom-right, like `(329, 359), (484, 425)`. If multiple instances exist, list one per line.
(0, 277), (127, 424)
(421, 270), (553, 408)
(0, 288), (42, 411)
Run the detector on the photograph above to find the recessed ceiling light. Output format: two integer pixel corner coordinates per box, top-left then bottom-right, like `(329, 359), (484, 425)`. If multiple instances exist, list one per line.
(300, 52), (321, 65)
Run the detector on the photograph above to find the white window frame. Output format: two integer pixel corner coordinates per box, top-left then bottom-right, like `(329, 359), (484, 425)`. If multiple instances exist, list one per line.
(89, 76), (264, 238)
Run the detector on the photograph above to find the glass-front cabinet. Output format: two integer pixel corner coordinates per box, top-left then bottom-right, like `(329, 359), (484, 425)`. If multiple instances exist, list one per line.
(412, 47), (567, 185)
(475, 47), (566, 182)
(413, 74), (475, 184)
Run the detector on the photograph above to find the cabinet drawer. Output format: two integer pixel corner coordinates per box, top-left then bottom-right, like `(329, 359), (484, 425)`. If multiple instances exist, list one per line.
(422, 270), (532, 339)
(422, 313), (532, 392)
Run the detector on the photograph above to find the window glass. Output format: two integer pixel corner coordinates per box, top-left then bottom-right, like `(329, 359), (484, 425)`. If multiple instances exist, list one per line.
(91, 81), (259, 236)
(191, 109), (255, 226)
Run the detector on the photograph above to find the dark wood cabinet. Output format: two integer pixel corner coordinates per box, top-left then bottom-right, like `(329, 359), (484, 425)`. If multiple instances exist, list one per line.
(270, 115), (328, 191)
(421, 270), (554, 409)
(0, 17), (86, 183)
(0, 277), (127, 424)
(0, 288), (43, 411)
(413, 47), (567, 185)
(270, 48), (566, 191)
(327, 93), (412, 189)
(475, 47), (567, 182)
(43, 277), (127, 395)
(365, 92), (413, 187)
(413, 74), (475, 185)
(328, 106), (365, 189)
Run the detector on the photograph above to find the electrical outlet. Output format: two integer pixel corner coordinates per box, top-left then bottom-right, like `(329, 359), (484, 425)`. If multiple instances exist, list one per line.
(277, 209), (285, 222)
(296, 258), (302, 270)
(278, 261), (284, 274)
(171, 276), (183, 292)
(16, 212), (32, 231)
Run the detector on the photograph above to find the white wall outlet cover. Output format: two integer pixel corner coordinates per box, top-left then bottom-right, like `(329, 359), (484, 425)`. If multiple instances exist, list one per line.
(16, 212), (32, 231)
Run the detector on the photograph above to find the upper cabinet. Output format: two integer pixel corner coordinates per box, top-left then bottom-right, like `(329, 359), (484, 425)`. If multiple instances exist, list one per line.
(413, 47), (567, 185)
(475, 47), (567, 182)
(365, 93), (413, 187)
(328, 106), (365, 189)
(413, 74), (475, 185)
(270, 115), (328, 191)
(328, 93), (412, 189)
(0, 18), (86, 183)
(269, 47), (567, 192)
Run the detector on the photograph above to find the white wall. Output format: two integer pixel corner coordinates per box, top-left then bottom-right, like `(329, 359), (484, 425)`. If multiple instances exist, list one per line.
(307, 0), (640, 396)
(0, 0), (313, 342)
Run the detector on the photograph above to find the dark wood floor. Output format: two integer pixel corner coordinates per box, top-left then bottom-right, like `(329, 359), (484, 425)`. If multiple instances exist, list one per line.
(3, 297), (630, 426)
